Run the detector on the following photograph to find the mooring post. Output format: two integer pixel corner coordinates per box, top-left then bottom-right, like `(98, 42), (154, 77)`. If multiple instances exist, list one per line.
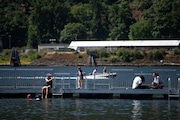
(168, 78), (171, 100)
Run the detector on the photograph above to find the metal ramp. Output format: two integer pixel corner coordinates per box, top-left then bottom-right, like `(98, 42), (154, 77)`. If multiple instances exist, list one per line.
(168, 78), (180, 99)
(53, 87), (64, 96)
(52, 73), (72, 96)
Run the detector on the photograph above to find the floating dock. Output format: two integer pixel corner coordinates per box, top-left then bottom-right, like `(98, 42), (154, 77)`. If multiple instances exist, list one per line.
(0, 68), (179, 100)
(0, 87), (179, 100)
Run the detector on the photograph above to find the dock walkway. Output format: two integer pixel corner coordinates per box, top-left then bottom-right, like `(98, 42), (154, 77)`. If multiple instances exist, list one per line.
(0, 68), (179, 99)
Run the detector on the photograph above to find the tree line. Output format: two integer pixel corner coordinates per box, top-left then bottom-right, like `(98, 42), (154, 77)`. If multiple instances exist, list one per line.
(0, 0), (179, 49)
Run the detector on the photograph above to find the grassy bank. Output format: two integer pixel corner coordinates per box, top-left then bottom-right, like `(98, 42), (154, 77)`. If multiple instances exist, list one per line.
(0, 49), (46, 65)
(0, 48), (180, 66)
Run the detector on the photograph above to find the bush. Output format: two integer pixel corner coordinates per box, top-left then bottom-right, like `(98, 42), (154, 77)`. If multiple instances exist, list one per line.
(147, 49), (166, 60)
(116, 48), (142, 62)
(27, 51), (42, 61)
(132, 48), (144, 59)
(109, 55), (119, 62)
(77, 53), (82, 58)
(98, 48), (109, 58)
(89, 49), (109, 59)
(0, 49), (11, 61)
(173, 48), (180, 55)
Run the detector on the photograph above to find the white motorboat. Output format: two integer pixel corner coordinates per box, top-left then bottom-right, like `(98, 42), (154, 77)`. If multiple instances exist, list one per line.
(85, 72), (117, 79)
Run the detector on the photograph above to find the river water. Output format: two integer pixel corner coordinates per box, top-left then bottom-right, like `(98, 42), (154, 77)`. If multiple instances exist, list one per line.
(0, 66), (180, 120)
(0, 98), (179, 120)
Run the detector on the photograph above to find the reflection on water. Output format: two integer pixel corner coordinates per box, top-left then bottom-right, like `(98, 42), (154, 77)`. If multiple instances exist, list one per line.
(43, 99), (50, 111)
(168, 99), (180, 120)
(75, 99), (83, 120)
(132, 100), (142, 120)
(0, 98), (179, 120)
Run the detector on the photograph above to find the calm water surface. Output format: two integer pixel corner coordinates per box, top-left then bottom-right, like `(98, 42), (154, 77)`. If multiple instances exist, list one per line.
(0, 66), (179, 120)
(0, 98), (179, 120)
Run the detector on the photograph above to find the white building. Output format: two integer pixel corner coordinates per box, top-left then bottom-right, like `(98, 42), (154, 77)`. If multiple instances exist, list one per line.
(38, 43), (69, 52)
(68, 40), (180, 52)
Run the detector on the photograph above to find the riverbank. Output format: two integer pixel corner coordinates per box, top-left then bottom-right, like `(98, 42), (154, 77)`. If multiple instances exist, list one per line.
(1, 52), (180, 66)
(29, 52), (180, 66)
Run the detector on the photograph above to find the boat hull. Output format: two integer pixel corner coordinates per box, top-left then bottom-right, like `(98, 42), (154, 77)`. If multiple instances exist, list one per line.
(85, 73), (117, 79)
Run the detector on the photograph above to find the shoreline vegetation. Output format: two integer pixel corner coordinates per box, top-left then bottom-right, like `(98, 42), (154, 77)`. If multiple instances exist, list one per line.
(0, 48), (180, 66)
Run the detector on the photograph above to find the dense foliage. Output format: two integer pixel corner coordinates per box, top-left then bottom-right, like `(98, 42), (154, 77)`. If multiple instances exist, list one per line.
(0, 0), (180, 49)
(1, 48), (179, 65)
(92, 48), (169, 63)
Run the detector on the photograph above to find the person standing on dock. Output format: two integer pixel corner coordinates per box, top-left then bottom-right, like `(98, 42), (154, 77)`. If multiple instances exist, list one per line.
(41, 73), (54, 99)
(77, 67), (84, 89)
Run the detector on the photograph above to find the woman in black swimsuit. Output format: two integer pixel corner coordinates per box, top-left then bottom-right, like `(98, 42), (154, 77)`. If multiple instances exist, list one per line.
(41, 73), (54, 99)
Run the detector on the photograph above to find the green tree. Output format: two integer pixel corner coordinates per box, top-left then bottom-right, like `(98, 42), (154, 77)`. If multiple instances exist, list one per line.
(141, 0), (180, 38)
(129, 20), (153, 39)
(0, 0), (30, 48)
(28, 0), (70, 48)
(89, 0), (109, 40)
(108, 0), (133, 40)
(60, 23), (86, 43)
(70, 4), (93, 39)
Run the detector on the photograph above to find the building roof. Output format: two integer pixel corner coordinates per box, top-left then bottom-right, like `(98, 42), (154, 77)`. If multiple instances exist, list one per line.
(68, 40), (180, 51)
(38, 43), (69, 51)
(38, 43), (68, 47)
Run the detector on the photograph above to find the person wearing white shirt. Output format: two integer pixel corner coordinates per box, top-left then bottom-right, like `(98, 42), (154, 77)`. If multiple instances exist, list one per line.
(132, 76), (145, 89)
(92, 68), (97, 75)
(151, 72), (164, 89)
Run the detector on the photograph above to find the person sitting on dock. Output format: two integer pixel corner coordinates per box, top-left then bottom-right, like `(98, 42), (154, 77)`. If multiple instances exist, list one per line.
(77, 67), (84, 89)
(150, 72), (164, 89)
(41, 73), (54, 99)
(132, 76), (149, 89)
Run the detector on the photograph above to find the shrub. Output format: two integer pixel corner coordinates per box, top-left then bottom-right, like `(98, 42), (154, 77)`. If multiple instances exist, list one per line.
(147, 49), (166, 60)
(29, 53), (41, 61)
(77, 53), (82, 58)
(90, 49), (109, 59)
(109, 55), (119, 62)
(98, 48), (109, 58)
(0, 49), (11, 61)
(173, 48), (180, 55)
(27, 51), (41, 61)
(116, 48), (142, 62)
(132, 48), (144, 59)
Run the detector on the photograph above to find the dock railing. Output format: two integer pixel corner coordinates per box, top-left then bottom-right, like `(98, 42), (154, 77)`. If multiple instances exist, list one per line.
(168, 78), (180, 99)
(53, 73), (71, 89)
(0, 68), (179, 96)
(0, 68), (53, 89)
(93, 74), (112, 89)
(111, 69), (134, 89)
(0, 68), (16, 88)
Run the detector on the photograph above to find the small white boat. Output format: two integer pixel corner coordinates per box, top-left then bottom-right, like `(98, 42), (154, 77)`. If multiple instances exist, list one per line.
(85, 72), (117, 79)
